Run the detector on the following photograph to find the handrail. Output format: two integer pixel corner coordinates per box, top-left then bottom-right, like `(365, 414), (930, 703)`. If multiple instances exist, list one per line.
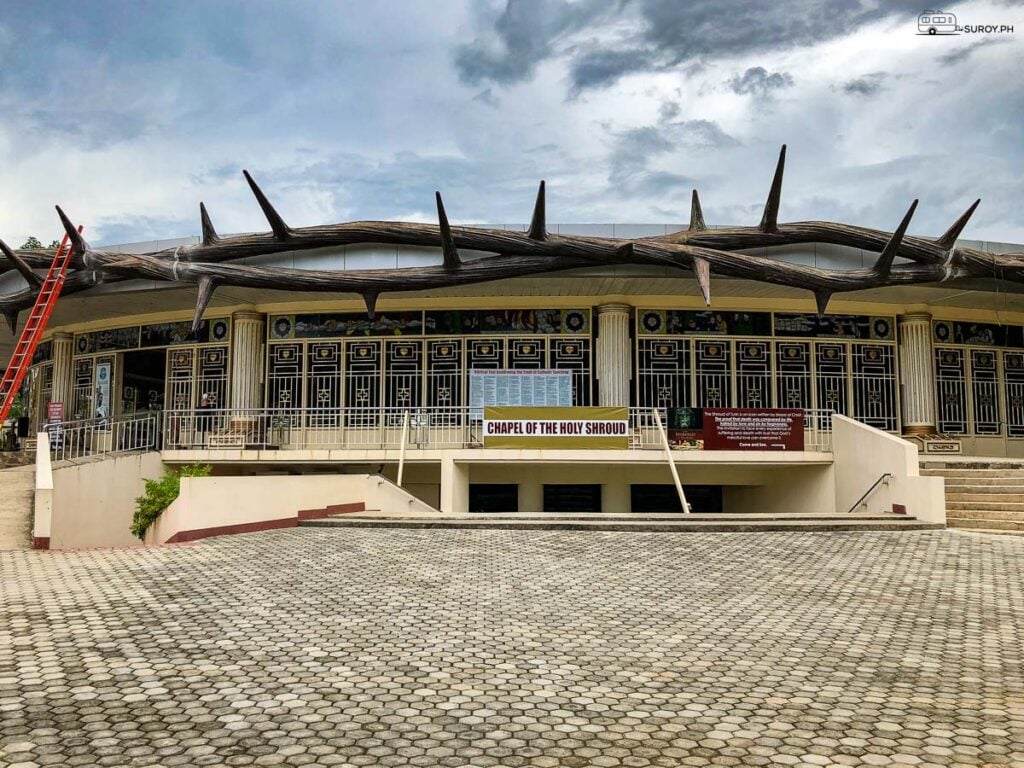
(652, 407), (690, 513)
(847, 472), (894, 514)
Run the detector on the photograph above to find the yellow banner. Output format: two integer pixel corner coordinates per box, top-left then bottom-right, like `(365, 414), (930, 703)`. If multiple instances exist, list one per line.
(483, 406), (629, 449)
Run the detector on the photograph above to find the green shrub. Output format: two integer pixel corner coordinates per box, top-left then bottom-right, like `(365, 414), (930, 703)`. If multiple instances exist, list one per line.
(131, 463), (212, 540)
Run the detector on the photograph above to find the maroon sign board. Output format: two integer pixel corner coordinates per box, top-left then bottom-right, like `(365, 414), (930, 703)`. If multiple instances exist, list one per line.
(46, 402), (64, 424)
(702, 409), (804, 451)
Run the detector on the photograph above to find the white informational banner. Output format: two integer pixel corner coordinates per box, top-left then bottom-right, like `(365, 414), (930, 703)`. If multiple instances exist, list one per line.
(469, 369), (572, 418)
(95, 361), (112, 425)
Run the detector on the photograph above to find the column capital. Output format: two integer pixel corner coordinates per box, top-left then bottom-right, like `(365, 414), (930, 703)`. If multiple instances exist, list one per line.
(51, 331), (73, 342)
(898, 311), (933, 324)
(596, 303), (633, 317)
(231, 310), (265, 324)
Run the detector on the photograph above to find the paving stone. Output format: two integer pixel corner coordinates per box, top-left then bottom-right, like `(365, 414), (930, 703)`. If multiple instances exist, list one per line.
(0, 528), (1022, 766)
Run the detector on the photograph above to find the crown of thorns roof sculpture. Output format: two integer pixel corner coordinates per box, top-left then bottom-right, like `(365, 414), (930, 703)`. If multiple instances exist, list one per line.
(0, 145), (1016, 336)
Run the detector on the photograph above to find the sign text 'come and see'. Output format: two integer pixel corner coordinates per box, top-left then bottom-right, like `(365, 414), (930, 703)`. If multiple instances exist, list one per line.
(483, 407), (629, 449)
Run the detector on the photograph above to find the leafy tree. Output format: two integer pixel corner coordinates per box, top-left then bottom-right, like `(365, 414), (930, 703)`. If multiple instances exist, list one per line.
(16, 237), (60, 250)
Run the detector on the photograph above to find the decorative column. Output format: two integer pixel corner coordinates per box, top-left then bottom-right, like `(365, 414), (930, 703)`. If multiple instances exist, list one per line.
(596, 304), (632, 407)
(229, 310), (265, 412)
(898, 312), (936, 436)
(49, 332), (74, 418)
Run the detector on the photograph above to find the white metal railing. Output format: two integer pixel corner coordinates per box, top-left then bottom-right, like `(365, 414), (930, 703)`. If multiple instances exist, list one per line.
(45, 412), (161, 463)
(159, 406), (834, 453)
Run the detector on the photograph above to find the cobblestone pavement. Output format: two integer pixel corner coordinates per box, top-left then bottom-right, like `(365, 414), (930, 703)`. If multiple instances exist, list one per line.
(2, 529), (1023, 768)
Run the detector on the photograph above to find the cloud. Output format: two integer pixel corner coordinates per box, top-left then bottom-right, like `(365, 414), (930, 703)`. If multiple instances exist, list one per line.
(842, 72), (887, 96)
(458, 0), (928, 94)
(2, 1), (1023, 249)
(937, 38), (1012, 66)
(727, 66), (794, 96)
(472, 88), (500, 107)
(567, 48), (658, 95)
(454, 0), (615, 86)
(608, 118), (738, 197)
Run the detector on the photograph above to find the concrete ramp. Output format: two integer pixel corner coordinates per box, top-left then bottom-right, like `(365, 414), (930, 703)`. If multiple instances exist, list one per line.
(0, 465), (34, 549)
(146, 473), (440, 545)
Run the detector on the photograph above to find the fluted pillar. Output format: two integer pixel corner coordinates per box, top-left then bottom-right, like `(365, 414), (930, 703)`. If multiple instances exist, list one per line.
(596, 303), (632, 407)
(49, 332), (74, 419)
(898, 312), (936, 436)
(229, 311), (265, 411)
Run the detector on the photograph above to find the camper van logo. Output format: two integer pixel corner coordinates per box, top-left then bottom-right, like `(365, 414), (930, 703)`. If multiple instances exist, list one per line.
(918, 10), (958, 34)
(917, 9), (1015, 35)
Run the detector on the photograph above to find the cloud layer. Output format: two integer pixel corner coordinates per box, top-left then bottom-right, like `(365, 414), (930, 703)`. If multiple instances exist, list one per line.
(1, 0), (1022, 247)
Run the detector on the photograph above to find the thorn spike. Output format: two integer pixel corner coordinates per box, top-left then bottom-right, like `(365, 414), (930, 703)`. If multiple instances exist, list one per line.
(758, 144), (786, 233)
(874, 199), (918, 278)
(0, 238), (43, 287)
(191, 276), (218, 333)
(363, 291), (379, 319)
(200, 202), (219, 245)
(435, 192), (460, 270)
(689, 190), (707, 231)
(936, 198), (980, 251)
(813, 289), (831, 317)
(693, 256), (711, 305)
(55, 206), (86, 254)
(528, 181), (546, 241)
(242, 170), (291, 240)
(3, 310), (18, 334)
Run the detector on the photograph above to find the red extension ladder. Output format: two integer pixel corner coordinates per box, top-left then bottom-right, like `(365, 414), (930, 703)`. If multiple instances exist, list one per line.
(0, 227), (83, 423)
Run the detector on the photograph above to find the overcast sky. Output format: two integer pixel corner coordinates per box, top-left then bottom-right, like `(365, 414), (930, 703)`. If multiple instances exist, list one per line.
(1, 0), (1022, 247)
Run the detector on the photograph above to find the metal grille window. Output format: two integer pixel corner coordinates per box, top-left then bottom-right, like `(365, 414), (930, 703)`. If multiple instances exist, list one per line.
(30, 363), (54, 428)
(385, 341), (422, 419)
(815, 344), (848, 417)
(694, 340), (730, 408)
(196, 347), (229, 410)
(345, 341), (381, 426)
(637, 338), (690, 410)
(971, 349), (1001, 435)
(268, 343), (303, 411)
(166, 346), (229, 413)
(935, 348), (968, 434)
(551, 338), (592, 406)
(306, 342), (342, 426)
(427, 339), (462, 409)
(852, 344), (897, 431)
(72, 358), (95, 420)
(775, 342), (811, 410)
(736, 341), (771, 408)
(1005, 352), (1024, 437)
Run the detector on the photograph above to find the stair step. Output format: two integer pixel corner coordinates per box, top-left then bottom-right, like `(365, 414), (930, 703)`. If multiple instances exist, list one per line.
(943, 483), (1024, 492)
(946, 509), (1024, 521)
(947, 518), (1024, 531)
(939, 480), (1024, 489)
(946, 500), (1024, 511)
(299, 516), (942, 533)
(946, 492), (1024, 502)
(922, 469), (1024, 478)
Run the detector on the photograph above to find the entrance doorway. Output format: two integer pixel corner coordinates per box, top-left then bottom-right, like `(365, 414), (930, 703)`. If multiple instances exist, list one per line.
(122, 349), (166, 415)
(631, 484), (723, 513)
(543, 484), (602, 513)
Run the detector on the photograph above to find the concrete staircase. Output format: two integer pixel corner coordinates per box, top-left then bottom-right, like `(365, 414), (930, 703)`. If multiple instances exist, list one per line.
(0, 465), (35, 549)
(921, 459), (1024, 535)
